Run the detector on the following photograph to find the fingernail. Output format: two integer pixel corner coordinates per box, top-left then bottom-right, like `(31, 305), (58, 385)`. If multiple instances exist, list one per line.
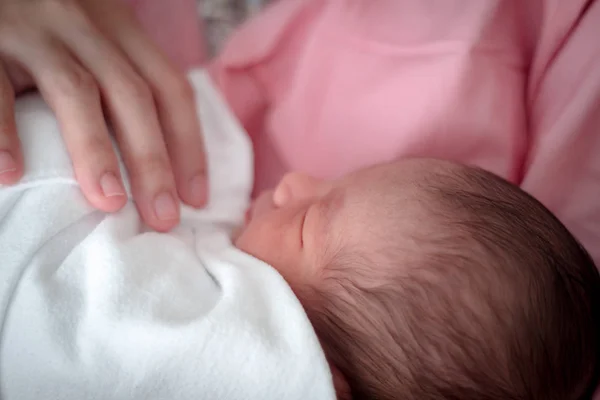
(100, 172), (125, 197)
(154, 192), (178, 221)
(189, 174), (208, 205)
(0, 151), (17, 175)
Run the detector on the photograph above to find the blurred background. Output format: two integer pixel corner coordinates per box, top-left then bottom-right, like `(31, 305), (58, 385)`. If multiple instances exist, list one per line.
(200, 0), (272, 56)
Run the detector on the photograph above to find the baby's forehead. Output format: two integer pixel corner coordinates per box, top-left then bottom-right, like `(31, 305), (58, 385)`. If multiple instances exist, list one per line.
(323, 160), (466, 244)
(335, 160), (451, 211)
(345, 159), (459, 189)
(308, 162), (467, 289)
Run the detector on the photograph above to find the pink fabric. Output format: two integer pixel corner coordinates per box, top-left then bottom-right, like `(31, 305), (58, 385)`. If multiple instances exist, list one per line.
(209, 0), (600, 269)
(125, 0), (206, 70)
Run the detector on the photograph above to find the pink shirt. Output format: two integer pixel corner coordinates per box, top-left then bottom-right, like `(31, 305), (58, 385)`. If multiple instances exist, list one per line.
(207, 0), (600, 266)
(128, 0), (599, 395)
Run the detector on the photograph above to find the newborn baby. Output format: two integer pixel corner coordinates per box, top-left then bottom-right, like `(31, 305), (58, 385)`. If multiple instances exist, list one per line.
(238, 160), (600, 399)
(1, 70), (599, 400)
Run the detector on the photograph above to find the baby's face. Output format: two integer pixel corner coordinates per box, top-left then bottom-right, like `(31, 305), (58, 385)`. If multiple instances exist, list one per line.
(235, 159), (437, 287)
(235, 172), (342, 287)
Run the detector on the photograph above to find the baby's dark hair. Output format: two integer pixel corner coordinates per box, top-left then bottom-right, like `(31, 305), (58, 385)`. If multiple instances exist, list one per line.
(303, 162), (600, 400)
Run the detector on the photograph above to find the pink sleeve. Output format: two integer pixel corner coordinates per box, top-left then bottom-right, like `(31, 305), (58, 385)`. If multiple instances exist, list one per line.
(208, 56), (268, 136)
(125, 0), (206, 70)
(208, 0), (313, 134)
(522, 1), (600, 265)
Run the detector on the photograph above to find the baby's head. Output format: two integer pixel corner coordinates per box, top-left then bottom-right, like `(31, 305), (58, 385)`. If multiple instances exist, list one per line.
(235, 159), (600, 400)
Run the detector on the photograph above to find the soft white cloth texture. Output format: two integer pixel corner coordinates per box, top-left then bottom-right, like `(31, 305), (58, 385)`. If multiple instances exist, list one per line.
(0, 70), (335, 400)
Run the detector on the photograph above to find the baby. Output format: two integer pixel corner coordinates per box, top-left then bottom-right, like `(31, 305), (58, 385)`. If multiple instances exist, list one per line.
(238, 159), (600, 399)
(1, 71), (599, 400)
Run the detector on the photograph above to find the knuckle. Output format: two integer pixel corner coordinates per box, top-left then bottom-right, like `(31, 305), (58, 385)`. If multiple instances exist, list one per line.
(163, 71), (194, 102)
(42, 0), (92, 32)
(71, 134), (113, 165)
(44, 0), (79, 15)
(54, 66), (99, 97)
(133, 153), (172, 180)
(119, 68), (151, 98)
(79, 132), (111, 155)
(119, 72), (153, 103)
(0, 17), (32, 50)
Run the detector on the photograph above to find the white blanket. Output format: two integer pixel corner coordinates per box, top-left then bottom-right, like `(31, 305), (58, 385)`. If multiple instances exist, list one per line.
(0, 70), (335, 400)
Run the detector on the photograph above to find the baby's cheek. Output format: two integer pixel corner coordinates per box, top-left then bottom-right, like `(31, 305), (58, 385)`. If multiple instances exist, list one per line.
(235, 220), (279, 261)
(235, 219), (301, 276)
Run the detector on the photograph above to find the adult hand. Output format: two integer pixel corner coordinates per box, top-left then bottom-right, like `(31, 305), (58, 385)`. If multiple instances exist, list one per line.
(0, 0), (208, 231)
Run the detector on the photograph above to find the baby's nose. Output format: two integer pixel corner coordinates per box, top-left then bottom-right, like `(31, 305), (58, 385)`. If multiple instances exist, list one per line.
(273, 173), (323, 207)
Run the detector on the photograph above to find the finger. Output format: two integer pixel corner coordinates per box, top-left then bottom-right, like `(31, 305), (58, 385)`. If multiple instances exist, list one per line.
(14, 37), (127, 212)
(110, 16), (208, 208)
(2, 59), (34, 95)
(0, 63), (22, 184)
(48, 7), (180, 231)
